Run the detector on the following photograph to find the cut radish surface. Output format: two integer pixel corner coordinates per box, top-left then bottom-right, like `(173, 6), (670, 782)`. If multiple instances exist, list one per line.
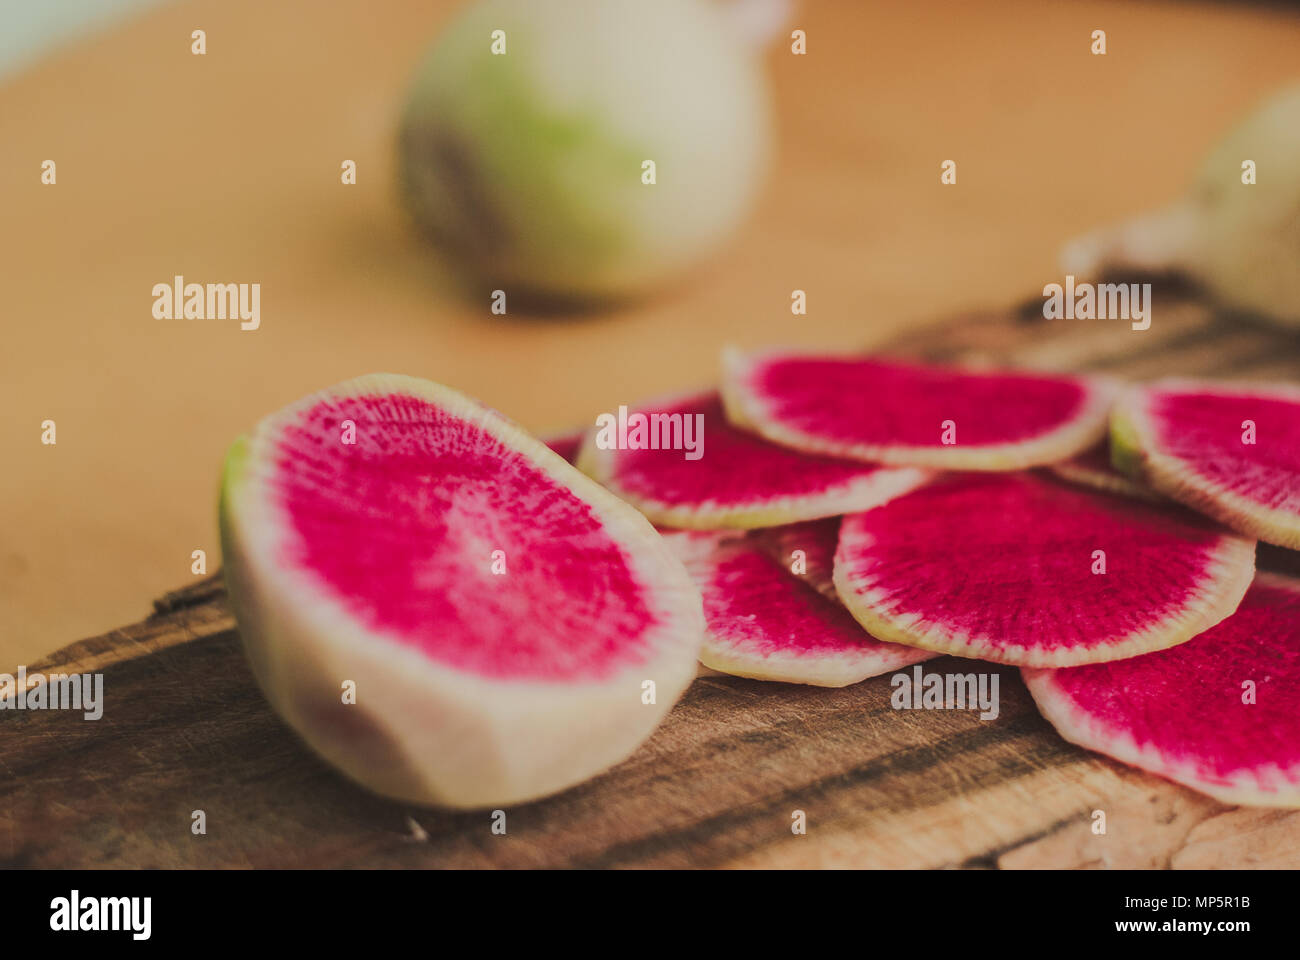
(1024, 574), (1300, 807)
(1047, 442), (1159, 500)
(722, 348), (1117, 470)
(1112, 380), (1300, 549)
(220, 373), (704, 808)
(669, 533), (933, 687)
(833, 472), (1256, 667)
(576, 391), (929, 528)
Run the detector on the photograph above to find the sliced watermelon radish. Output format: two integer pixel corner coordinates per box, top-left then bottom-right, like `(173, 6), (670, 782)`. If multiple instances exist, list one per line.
(669, 533), (933, 687)
(1047, 441), (1160, 501)
(721, 348), (1117, 470)
(1024, 574), (1300, 807)
(576, 391), (929, 529)
(750, 516), (842, 601)
(1112, 380), (1300, 549)
(220, 373), (705, 808)
(833, 472), (1256, 667)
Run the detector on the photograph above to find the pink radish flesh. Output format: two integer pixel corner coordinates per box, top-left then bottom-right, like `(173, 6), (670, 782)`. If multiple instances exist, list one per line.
(273, 393), (657, 681)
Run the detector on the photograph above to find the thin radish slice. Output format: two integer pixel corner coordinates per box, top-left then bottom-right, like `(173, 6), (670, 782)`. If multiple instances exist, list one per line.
(1112, 379), (1300, 548)
(834, 472), (1255, 667)
(577, 391), (929, 529)
(1024, 574), (1300, 808)
(669, 533), (933, 687)
(722, 348), (1117, 470)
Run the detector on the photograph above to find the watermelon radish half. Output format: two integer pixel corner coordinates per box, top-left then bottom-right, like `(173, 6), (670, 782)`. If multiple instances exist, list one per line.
(576, 392), (929, 528)
(721, 348), (1117, 470)
(833, 472), (1256, 667)
(1111, 380), (1300, 549)
(1024, 574), (1300, 807)
(220, 374), (705, 808)
(1047, 442), (1160, 501)
(669, 533), (933, 687)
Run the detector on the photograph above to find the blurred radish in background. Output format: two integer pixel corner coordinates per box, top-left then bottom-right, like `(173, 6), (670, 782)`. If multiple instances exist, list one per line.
(1063, 82), (1300, 327)
(397, 0), (789, 305)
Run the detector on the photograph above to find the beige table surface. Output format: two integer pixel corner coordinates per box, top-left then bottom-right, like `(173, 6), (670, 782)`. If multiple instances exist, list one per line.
(3, 0), (1300, 662)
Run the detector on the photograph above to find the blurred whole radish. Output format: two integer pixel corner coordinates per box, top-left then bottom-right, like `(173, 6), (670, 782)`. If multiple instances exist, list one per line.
(1063, 83), (1300, 327)
(397, 0), (786, 303)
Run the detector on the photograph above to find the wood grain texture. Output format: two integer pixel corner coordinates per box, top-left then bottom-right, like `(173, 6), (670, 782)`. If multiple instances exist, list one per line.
(4, 292), (1298, 869)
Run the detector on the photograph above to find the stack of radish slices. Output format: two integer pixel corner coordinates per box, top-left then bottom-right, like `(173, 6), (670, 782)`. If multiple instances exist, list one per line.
(220, 356), (1300, 809)
(569, 351), (1300, 808)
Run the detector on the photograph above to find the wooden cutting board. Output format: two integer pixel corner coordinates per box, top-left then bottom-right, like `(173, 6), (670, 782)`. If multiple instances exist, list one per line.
(6, 290), (1300, 869)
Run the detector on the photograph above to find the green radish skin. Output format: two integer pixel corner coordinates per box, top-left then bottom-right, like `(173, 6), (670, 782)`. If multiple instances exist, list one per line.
(397, 0), (771, 302)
